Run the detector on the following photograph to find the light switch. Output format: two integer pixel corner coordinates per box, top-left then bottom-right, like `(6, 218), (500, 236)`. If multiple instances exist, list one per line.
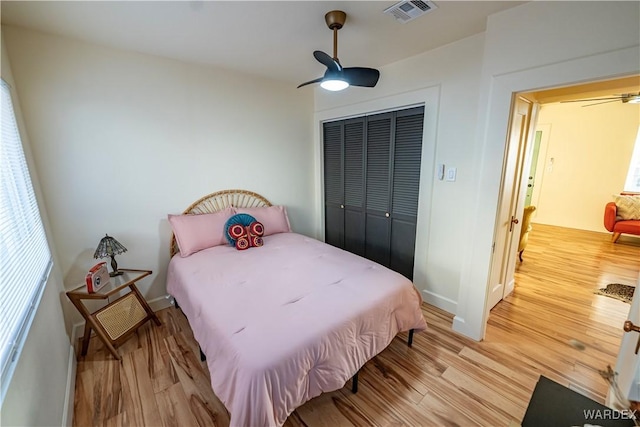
(446, 167), (457, 182)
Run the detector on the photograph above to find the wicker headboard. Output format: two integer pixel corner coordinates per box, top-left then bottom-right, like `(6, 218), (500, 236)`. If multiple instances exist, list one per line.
(170, 189), (272, 257)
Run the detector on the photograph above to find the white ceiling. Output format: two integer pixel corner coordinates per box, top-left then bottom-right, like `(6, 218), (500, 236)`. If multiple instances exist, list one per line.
(1, 1), (525, 86)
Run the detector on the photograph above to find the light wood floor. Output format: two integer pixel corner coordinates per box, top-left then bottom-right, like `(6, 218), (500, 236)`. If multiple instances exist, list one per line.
(73, 224), (640, 426)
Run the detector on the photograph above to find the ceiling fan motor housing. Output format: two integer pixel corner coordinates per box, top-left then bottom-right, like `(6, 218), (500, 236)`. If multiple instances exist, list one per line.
(325, 10), (346, 30)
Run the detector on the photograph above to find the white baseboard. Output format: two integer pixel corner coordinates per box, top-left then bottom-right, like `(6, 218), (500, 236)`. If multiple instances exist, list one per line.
(148, 294), (172, 312)
(452, 315), (466, 336)
(452, 315), (484, 341)
(71, 322), (83, 352)
(421, 289), (457, 314)
(61, 344), (76, 427)
(504, 278), (515, 298)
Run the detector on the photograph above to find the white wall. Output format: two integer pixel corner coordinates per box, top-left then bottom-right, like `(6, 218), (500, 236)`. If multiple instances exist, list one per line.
(532, 102), (640, 232)
(456, 1), (640, 339)
(2, 26), (314, 316)
(482, 2), (640, 77)
(314, 34), (485, 313)
(1, 31), (74, 427)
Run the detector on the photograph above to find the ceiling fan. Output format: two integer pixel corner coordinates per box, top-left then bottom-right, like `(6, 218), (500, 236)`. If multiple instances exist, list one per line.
(297, 10), (380, 91)
(561, 92), (640, 107)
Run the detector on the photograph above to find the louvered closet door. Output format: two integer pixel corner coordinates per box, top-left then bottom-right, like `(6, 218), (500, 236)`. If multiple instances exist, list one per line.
(323, 107), (425, 280)
(365, 112), (393, 267)
(343, 118), (366, 256)
(323, 121), (344, 248)
(389, 107), (424, 279)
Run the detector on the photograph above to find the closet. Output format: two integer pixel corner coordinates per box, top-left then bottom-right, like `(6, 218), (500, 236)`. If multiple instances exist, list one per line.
(323, 106), (424, 279)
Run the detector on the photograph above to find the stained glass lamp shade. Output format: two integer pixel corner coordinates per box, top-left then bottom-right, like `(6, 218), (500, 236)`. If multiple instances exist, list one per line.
(93, 234), (127, 277)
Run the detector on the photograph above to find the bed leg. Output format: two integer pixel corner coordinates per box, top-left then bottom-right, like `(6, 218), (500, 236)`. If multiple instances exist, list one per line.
(199, 346), (206, 362)
(351, 371), (359, 394)
(408, 329), (414, 347)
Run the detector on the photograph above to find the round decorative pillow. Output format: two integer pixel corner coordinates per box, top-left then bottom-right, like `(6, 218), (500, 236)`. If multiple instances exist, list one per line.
(249, 222), (264, 237)
(225, 213), (258, 245)
(235, 236), (250, 250)
(228, 224), (246, 240)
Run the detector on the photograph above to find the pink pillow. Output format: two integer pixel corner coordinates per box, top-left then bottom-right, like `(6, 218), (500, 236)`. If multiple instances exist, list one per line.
(235, 206), (291, 236)
(168, 207), (235, 257)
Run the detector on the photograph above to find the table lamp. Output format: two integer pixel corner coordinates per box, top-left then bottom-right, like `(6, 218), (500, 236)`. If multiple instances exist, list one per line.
(93, 234), (127, 277)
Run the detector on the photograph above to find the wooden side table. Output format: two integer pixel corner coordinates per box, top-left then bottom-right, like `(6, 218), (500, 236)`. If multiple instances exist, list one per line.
(66, 268), (161, 360)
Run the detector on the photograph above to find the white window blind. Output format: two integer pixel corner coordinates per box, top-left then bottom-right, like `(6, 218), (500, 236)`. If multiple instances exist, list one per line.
(0, 78), (52, 401)
(623, 125), (640, 193)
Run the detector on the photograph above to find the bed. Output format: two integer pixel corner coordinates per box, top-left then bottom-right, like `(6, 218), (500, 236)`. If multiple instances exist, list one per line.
(166, 189), (427, 426)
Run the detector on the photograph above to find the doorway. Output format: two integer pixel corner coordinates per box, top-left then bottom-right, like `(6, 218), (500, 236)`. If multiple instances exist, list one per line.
(487, 75), (640, 310)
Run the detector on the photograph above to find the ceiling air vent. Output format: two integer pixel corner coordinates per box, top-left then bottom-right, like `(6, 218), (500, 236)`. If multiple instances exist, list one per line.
(383, 0), (438, 23)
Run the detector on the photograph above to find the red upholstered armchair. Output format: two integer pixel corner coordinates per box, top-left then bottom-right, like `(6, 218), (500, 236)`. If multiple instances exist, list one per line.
(604, 202), (640, 242)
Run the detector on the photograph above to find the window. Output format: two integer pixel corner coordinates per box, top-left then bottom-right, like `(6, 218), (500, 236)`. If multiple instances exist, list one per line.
(0, 79), (52, 401)
(623, 125), (640, 193)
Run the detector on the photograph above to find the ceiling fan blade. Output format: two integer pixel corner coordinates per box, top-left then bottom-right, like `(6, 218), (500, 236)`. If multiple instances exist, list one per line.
(342, 67), (380, 88)
(313, 50), (342, 72)
(561, 97), (623, 103)
(581, 99), (620, 107)
(297, 77), (324, 89)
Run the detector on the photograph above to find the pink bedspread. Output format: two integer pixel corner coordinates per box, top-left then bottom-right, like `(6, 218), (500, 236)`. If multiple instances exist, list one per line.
(167, 232), (426, 426)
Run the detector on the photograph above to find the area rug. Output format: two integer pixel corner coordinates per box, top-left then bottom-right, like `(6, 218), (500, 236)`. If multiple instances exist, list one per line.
(595, 283), (635, 303)
(522, 375), (636, 427)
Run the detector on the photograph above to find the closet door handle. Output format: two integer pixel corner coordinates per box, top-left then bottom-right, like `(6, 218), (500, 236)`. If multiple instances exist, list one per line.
(340, 205), (344, 209)
(385, 212), (390, 218)
(624, 320), (640, 333)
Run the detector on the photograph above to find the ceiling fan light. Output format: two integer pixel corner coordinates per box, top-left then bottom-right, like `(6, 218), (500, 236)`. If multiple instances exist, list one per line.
(320, 79), (349, 91)
(627, 96), (640, 104)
